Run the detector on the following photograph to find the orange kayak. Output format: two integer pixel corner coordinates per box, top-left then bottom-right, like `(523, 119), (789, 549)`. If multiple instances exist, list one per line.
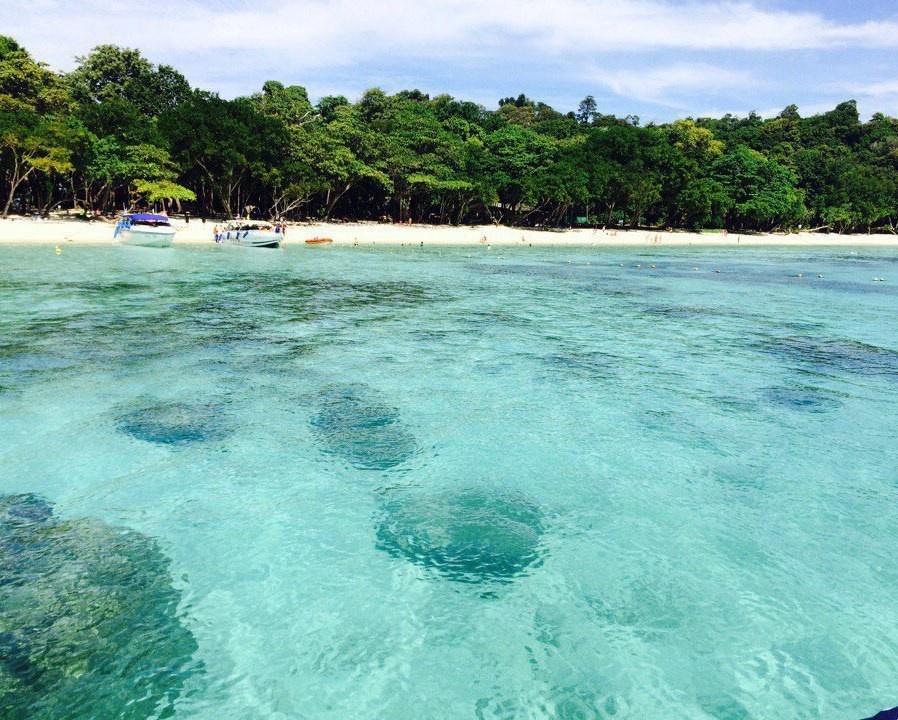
(305, 237), (333, 244)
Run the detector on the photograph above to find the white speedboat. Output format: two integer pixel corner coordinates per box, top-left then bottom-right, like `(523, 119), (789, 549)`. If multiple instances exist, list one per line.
(114, 213), (176, 247)
(218, 221), (284, 248)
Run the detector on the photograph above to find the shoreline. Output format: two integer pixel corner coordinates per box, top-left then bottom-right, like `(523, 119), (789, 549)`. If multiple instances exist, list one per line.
(2, 217), (898, 247)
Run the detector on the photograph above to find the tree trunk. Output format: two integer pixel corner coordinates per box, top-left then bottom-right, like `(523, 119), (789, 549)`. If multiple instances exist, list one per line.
(326, 182), (353, 218)
(1, 150), (36, 218)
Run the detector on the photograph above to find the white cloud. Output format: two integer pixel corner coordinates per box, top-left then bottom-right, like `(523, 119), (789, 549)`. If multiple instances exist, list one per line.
(593, 63), (758, 108)
(841, 78), (898, 99)
(4, 0), (898, 115)
(9, 0), (898, 72)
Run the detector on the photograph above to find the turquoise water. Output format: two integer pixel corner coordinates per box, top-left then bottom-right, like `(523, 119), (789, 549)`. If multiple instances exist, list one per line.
(2, 242), (898, 719)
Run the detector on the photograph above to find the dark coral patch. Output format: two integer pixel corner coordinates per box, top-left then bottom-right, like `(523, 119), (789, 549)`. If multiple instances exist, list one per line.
(0, 494), (200, 720)
(311, 384), (419, 470)
(765, 336), (898, 381)
(117, 400), (232, 446)
(763, 385), (844, 413)
(376, 488), (545, 583)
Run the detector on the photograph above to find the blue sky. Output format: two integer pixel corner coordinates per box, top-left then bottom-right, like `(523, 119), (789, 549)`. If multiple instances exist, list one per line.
(4, 0), (898, 122)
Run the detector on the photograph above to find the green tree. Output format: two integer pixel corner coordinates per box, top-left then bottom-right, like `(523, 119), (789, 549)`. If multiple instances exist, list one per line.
(250, 81), (323, 217)
(160, 91), (285, 218)
(657, 119), (725, 228)
(576, 95), (597, 125)
(521, 136), (588, 226)
(581, 123), (664, 227)
(67, 45), (190, 117)
(713, 145), (805, 230)
(0, 111), (74, 216)
(81, 138), (192, 212)
(308, 101), (389, 218)
(0, 36), (70, 114)
(0, 38), (74, 216)
(132, 179), (196, 206)
(483, 123), (555, 223)
(316, 95), (349, 121)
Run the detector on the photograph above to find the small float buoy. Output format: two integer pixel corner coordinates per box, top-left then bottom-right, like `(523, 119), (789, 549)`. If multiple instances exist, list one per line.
(55, 246), (61, 255)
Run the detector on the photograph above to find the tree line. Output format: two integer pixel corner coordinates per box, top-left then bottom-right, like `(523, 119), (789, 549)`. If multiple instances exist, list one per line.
(2, 36), (897, 233)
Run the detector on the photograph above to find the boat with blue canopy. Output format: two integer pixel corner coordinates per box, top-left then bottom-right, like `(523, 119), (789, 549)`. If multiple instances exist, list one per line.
(114, 213), (176, 247)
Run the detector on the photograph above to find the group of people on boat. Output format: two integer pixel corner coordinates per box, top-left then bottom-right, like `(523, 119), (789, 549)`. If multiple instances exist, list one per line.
(213, 218), (286, 243)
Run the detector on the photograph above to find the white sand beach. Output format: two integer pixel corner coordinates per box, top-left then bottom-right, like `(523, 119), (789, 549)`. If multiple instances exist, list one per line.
(2, 216), (898, 247)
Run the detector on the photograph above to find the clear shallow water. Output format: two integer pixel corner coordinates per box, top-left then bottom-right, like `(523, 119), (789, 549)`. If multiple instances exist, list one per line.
(2, 242), (898, 719)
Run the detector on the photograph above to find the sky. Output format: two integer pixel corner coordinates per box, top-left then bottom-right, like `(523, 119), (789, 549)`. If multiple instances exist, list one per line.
(4, 0), (898, 122)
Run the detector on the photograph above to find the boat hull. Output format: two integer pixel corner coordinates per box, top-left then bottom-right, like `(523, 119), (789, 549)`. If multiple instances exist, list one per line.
(221, 229), (282, 248)
(118, 228), (176, 248)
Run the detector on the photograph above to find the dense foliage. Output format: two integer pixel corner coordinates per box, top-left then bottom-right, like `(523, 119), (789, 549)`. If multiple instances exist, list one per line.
(3, 37), (898, 232)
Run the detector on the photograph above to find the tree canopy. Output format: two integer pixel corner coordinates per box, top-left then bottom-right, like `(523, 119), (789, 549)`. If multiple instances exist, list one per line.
(3, 35), (898, 232)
